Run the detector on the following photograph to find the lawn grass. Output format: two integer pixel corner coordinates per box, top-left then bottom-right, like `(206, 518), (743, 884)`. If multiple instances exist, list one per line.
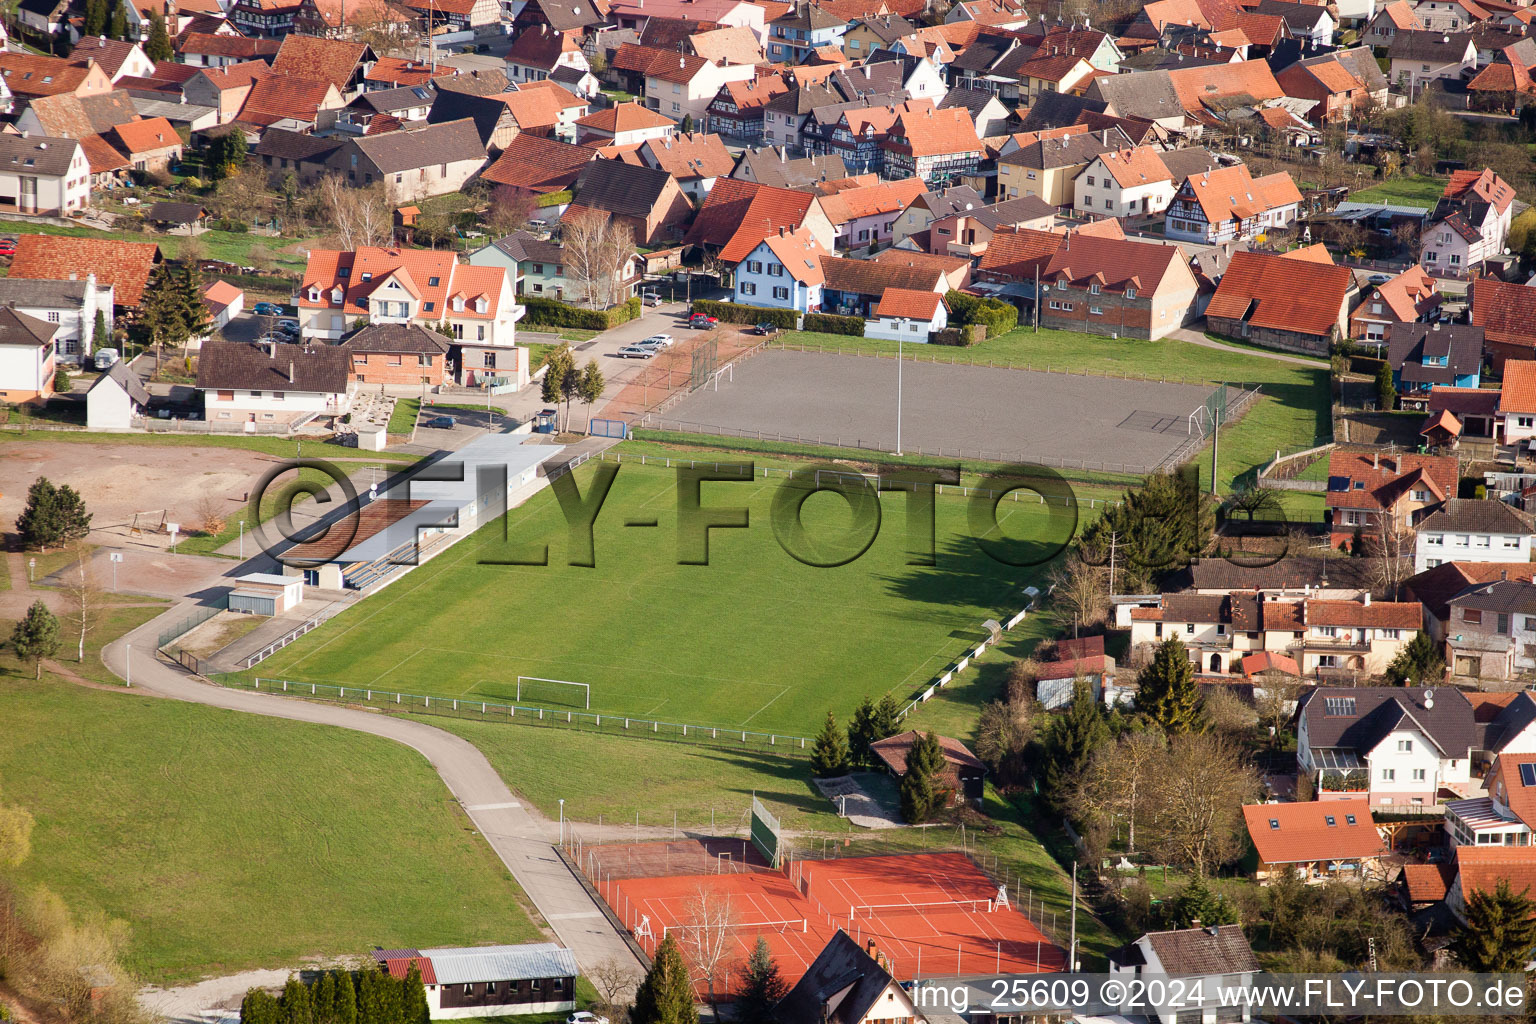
(252, 455), (1083, 735)
(174, 463), (397, 558)
(1348, 174), (1448, 210)
(0, 609), (540, 982)
(389, 397), (421, 435)
(524, 342), (558, 370)
(0, 219), (312, 274)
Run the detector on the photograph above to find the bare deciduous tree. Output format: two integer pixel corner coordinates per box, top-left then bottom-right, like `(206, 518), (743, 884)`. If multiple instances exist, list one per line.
(321, 176), (392, 250)
(1048, 554), (1108, 634)
(1143, 733), (1261, 877)
(1369, 511), (1414, 598)
(196, 495), (228, 537)
(1073, 729), (1166, 855)
(677, 885), (738, 1013)
(585, 958), (636, 1020)
(60, 542), (104, 663)
(1201, 686), (1256, 740)
(1253, 670), (1305, 744)
(562, 210), (636, 309)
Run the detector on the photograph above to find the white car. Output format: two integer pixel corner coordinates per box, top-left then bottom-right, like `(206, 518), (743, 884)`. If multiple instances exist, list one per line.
(638, 334), (674, 349)
(565, 1014), (609, 1024)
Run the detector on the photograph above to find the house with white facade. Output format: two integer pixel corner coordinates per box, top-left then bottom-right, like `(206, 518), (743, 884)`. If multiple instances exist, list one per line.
(196, 340), (353, 430)
(0, 306), (58, 403)
(85, 360), (148, 429)
(370, 944), (578, 1018)
(0, 275), (112, 366)
(1298, 686), (1477, 810)
(1445, 746), (1536, 848)
(767, 4), (848, 63)
(0, 133), (89, 217)
(865, 287), (947, 342)
(1108, 926), (1259, 1023)
(1416, 498), (1535, 572)
(610, 43), (758, 127)
(776, 931), (925, 1024)
(1444, 579), (1536, 682)
(297, 247), (525, 387)
(1164, 165), (1303, 245)
(1388, 30), (1478, 90)
(732, 227), (827, 312)
(1420, 168), (1516, 274)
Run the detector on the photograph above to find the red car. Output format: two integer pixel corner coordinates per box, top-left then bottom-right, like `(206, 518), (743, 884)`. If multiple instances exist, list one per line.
(689, 313), (718, 329)
(0, 238), (18, 256)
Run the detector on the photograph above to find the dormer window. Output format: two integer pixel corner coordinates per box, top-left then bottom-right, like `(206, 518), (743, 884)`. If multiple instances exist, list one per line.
(308, 286), (320, 302)
(361, 272), (373, 281)
(474, 297), (488, 313)
(428, 276), (440, 286)
(330, 287), (343, 304)
(453, 296), (466, 311)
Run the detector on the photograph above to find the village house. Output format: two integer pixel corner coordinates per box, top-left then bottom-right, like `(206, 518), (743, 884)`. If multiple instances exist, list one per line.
(369, 944), (579, 1019)
(1412, 0), (1488, 33)
(476, 133), (592, 197)
(0, 306), (59, 404)
(1388, 30), (1478, 90)
(182, 61), (274, 124)
(1323, 448), (1457, 548)
(1275, 47), (1392, 122)
(732, 226), (829, 312)
(820, 255), (949, 318)
(1444, 747), (1536, 847)
(892, 184), (1013, 246)
(1298, 686), (1474, 808)
(177, 31), (281, 67)
(8, 233), (159, 313)
(71, 36), (154, 84)
(469, 232), (644, 304)
(322, 119), (487, 202)
(1442, 579), (1536, 681)
(631, 133), (735, 202)
(1353, 266), (1442, 346)
(923, 195), (1056, 259)
(1108, 926), (1259, 1024)
(0, 133), (88, 216)
(236, 75), (345, 131)
(775, 932), (925, 1024)
(196, 339), (352, 429)
(269, 34), (374, 100)
(1391, 325), (1484, 417)
(869, 730), (986, 805)
(1367, 0), (1426, 43)
(573, 102), (677, 147)
(85, 360), (148, 429)
(609, 44), (757, 128)
(1242, 799), (1387, 882)
(563, 159), (692, 246)
(1420, 168), (1516, 274)
(816, 177), (926, 250)
(880, 105), (983, 183)
(1165, 165), (1303, 245)
(229, 0), (305, 36)
(1073, 146), (1218, 222)
(1472, 277), (1536, 373)
(767, 4), (850, 64)
(342, 323), (451, 388)
(101, 116), (181, 174)
(296, 247), (524, 387)
(1205, 249), (1356, 356)
(705, 76), (790, 143)
(997, 128), (1125, 208)
(0, 53), (113, 103)
(1416, 498), (1535, 573)
(686, 177), (838, 261)
(1446, 847), (1536, 925)
(865, 287), (948, 342)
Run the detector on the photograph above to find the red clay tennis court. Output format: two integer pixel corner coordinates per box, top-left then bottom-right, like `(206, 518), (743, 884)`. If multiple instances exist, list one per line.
(584, 842), (1065, 997)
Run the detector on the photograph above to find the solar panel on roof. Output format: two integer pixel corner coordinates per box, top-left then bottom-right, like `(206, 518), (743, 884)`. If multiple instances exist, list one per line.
(1328, 475), (1349, 491)
(1520, 762), (1536, 787)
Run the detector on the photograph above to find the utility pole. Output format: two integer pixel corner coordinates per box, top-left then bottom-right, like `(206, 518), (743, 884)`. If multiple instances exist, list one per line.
(1108, 530), (1118, 596)
(1033, 263), (1040, 332)
(1069, 860), (1078, 972)
(1210, 386), (1221, 496)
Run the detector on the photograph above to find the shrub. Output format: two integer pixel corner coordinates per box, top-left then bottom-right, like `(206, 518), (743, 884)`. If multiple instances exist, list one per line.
(52, 365), (71, 393)
(802, 312), (863, 335)
(213, 218), (248, 233)
(690, 299), (797, 329)
(521, 295), (642, 330)
(536, 190), (573, 208)
(944, 289), (1016, 337)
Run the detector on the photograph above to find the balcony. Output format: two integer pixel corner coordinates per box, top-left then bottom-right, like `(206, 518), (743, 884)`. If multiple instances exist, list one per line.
(1301, 634), (1373, 652)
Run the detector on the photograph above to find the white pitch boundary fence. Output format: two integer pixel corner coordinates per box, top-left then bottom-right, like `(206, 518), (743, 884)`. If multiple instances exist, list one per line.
(897, 588), (1046, 720)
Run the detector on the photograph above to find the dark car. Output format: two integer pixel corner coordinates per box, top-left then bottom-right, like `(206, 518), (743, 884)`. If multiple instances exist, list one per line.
(253, 301), (284, 316)
(424, 415), (456, 429)
(754, 322), (777, 335)
(689, 314), (719, 329)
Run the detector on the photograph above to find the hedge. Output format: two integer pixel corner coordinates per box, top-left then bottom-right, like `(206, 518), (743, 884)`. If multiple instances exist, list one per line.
(1348, 354), (1388, 376)
(691, 299), (797, 329)
(523, 295), (641, 330)
(536, 189), (573, 208)
(801, 312), (864, 336)
(945, 289), (1016, 337)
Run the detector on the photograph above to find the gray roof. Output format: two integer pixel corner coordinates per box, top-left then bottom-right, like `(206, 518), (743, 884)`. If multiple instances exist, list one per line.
(968, 193), (1056, 229)
(148, 201), (206, 224)
(1254, 0), (1331, 29)
(428, 89), (517, 147)
(343, 322), (449, 354)
(1158, 146), (1220, 183)
(131, 97), (218, 124)
(774, 931), (898, 1024)
(732, 147), (846, 189)
(1419, 498), (1536, 537)
(1388, 323), (1482, 386)
(349, 118), (487, 173)
(939, 86), (1005, 119)
(914, 184), (987, 219)
(0, 306), (56, 346)
(488, 230), (563, 264)
(571, 158), (674, 218)
(351, 84), (435, 114)
(1085, 70), (1186, 121)
(1388, 30), (1475, 63)
(0, 133), (78, 176)
(418, 944), (579, 984)
(1140, 925), (1259, 975)
(1299, 686), (1478, 758)
(254, 127), (344, 162)
(1486, 691), (1536, 752)
(1452, 578), (1536, 616)
(90, 360), (150, 405)
(1180, 554), (1371, 592)
(0, 277), (92, 307)
(1000, 129), (1124, 170)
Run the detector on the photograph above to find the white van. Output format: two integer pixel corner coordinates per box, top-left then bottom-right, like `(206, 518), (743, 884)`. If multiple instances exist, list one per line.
(93, 348), (120, 370)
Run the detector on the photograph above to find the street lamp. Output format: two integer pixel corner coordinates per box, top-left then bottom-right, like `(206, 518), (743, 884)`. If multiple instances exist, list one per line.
(239, 520), (245, 561)
(558, 798), (565, 847)
(125, 643), (131, 688)
(895, 329), (904, 455)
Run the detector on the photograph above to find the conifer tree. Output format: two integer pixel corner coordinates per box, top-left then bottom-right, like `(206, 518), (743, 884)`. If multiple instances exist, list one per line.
(899, 731), (946, 822)
(145, 10), (173, 61)
(333, 972), (357, 1024)
(811, 710), (850, 777)
(241, 989), (280, 1024)
(311, 971), (337, 1024)
(278, 976), (312, 1024)
(1450, 879), (1536, 973)
(1137, 636), (1203, 735)
(846, 696), (878, 768)
(733, 937), (784, 1024)
(15, 476), (91, 551)
(631, 935), (698, 1024)
(10, 601), (60, 680)
(400, 967), (428, 1024)
(1043, 678), (1109, 811)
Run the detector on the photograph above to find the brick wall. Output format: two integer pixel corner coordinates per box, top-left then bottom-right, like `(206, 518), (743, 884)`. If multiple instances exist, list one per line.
(1038, 283), (1156, 339)
(350, 351), (447, 386)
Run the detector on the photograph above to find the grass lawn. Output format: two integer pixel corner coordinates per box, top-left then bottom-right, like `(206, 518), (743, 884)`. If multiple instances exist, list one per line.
(174, 463), (398, 558)
(252, 454), (1083, 735)
(524, 342), (559, 370)
(0, 219), (312, 274)
(1348, 174), (1447, 209)
(0, 608), (540, 982)
(389, 397), (421, 435)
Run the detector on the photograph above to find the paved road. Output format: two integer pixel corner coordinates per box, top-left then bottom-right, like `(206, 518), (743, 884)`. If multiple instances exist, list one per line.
(1167, 327), (1331, 369)
(100, 615), (645, 1000)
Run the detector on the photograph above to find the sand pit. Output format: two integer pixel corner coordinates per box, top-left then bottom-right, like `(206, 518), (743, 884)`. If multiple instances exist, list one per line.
(0, 443), (280, 548)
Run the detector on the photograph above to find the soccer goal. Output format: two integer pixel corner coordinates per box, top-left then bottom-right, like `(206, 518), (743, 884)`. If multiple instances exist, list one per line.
(516, 676), (591, 709)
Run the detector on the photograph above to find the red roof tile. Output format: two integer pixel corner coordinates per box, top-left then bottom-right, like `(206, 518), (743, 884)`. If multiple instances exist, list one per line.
(1402, 862), (1456, 902)
(575, 101), (675, 135)
(105, 116), (179, 155)
(1243, 799), (1385, 866)
(1473, 276), (1536, 352)
(685, 177), (820, 262)
(1206, 249), (1351, 337)
(270, 34), (369, 91)
(883, 106), (983, 158)
(9, 234), (160, 306)
(874, 287), (945, 319)
(1323, 449), (1458, 513)
(612, 42), (712, 84)
(1502, 360), (1536, 415)
(479, 133), (593, 192)
(1447, 167), (1517, 213)
(1455, 845), (1536, 904)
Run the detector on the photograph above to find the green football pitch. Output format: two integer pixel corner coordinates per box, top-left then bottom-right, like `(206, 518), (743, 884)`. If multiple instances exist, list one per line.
(254, 459), (1082, 736)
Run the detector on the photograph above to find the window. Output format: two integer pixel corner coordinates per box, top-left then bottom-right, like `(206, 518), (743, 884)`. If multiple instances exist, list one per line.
(428, 276), (440, 286)
(1382, 768), (1396, 781)
(1426, 534), (1443, 546)
(773, 286), (789, 300)
(1345, 814), (1357, 825)
(1500, 613), (1511, 634)
(1269, 818), (1280, 830)
(532, 263), (543, 273)
(1519, 763), (1536, 787)
(1477, 535), (1491, 548)
(1381, 629), (1400, 640)
(1215, 624), (1226, 636)
(1086, 175), (1095, 186)
(1185, 623), (1195, 634)
(1089, 283), (1101, 295)
(477, 325), (485, 341)
(768, 264), (784, 277)
(1325, 815), (1337, 826)
(1089, 305), (1103, 315)
(463, 985), (472, 996)
(46, 311), (59, 323)
(1324, 696), (1356, 715)
(1398, 739), (1412, 752)
(1126, 287), (1137, 299)
(1083, 196), (1092, 207)
(1413, 768), (1426, 781)
(1506, 537), (1521, 548)
(741, 282), (757, 295)
(1521, 417), (1534, 429)
(747, 260), (762, 273)
(1466, 608), (1483, 625)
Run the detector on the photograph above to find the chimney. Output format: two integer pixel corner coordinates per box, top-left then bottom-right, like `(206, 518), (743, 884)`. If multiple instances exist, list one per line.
(69, 271), (77, 281)
(269, 343), (275, 359)
(1363, 593), (1371, 606)
(289, 360), (296, 383)
(866, 938), (878, 956)
(1373, 452), (1379, 468)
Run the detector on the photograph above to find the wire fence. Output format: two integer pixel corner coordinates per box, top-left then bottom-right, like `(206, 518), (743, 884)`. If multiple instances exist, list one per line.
(155, 597), (228, 649)
(210, 676), (816, 754)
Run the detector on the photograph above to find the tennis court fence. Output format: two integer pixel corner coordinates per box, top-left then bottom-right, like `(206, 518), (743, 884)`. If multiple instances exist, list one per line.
(207, 676), (815, 755)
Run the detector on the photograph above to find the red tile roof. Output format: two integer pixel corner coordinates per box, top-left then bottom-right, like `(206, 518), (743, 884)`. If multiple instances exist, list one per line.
(270, 34), (369, 91)
(1323, 449), (1458, 513)
(1368, 264), (1439, 322)
(976, 225), (1065, 277)
(0, 52), (105, 97)
(1205, 249), (1351, 337)
(685, 177), (820, 262)
(1180, 164), (1301, 225)
(874, 287), (945, 320)
(1402, 862), (1456, 903)
(638, 132), (735, 181)
(1502, 359), (1536, 415)
(575, 101), (676, 135)
(757, 226), (827, 286)
(1446, 167), (1517, 213)
(1094, 145), (1174, 188)
(478, 133), (593, 192)
(299, 247), (508, 320)
(1040, 232), (1187, 295)
(1489, 752), (1536, 828)
(815, 176), (925, 224)
(1241, 651), (1298, 677)
(1473, 276), (1536, 352)
(1454, 845), (1536, 903)
(178, 32), (281, 60)
(1242, 799), (1385, 866)
(237, 75), (338, 127)
(9, 234), (160, 306)
(365, 56), (439, 88)
(883, 106), (983, 158)
(1306, 599), (1422, 629)
(105, 116), (180, 155)
(78, 132), (128, 173)
(612, 42), (712, 84)
(1168, 58), (1285, 112)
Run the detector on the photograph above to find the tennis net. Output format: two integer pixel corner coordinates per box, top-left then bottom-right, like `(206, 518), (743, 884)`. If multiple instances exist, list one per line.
(849, 898), (994, 922)
(664, 917), (808, 939)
